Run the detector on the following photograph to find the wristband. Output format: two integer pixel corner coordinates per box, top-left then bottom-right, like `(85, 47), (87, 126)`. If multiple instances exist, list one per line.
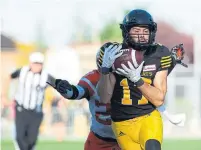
(101, 67), (111, 75)
(135, 78), (144, 87)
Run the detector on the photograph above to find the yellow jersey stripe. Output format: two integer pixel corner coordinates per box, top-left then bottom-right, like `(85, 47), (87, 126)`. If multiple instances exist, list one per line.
(160, 58), (171, 63)
(161, 55), (171, 59)
(162, 64), (171, 68)
(161, 61), (172, 66)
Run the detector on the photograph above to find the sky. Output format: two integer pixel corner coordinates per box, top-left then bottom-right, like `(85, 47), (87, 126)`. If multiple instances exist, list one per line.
(1, 0), (201, 47)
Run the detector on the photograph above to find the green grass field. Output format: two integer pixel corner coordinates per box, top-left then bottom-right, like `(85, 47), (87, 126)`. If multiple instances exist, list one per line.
(1, 139), (201, 150)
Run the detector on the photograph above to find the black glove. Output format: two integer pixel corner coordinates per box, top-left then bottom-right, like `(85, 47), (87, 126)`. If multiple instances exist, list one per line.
(55, 79), (72, 94)
(171, 43), (188, 68)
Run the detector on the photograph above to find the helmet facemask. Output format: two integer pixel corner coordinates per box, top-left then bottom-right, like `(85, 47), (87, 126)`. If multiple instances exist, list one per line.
(120, 23), (157, 50)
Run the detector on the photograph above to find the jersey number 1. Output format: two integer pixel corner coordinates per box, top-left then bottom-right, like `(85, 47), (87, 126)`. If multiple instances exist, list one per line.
(120, 78), (151, 105)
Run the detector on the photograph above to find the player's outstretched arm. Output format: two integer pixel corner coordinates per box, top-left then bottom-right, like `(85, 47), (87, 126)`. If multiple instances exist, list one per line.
(116, 53), (170, 107)
(116, 61), (167, 107)
(55, 79), (89, 100)
(138, 70), (168, 107)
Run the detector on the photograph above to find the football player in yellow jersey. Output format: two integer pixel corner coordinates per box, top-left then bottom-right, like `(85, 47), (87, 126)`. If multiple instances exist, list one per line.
(97, 9), (186, 150)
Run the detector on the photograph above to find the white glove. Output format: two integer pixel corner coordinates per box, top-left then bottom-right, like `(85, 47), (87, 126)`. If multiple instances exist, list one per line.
(116, 61), (144, 84)
(102, 44), (123, 68)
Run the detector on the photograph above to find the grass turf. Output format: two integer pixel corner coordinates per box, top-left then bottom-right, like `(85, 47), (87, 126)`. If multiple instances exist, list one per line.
(1, 139), (201, 150)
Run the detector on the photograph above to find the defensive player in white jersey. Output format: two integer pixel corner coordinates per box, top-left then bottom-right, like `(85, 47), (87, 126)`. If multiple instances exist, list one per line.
(52, 69), (120, 150)
(48, 44), (186, 150)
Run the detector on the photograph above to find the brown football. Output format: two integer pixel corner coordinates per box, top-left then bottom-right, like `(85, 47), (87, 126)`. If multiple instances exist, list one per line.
(113, 48), (144, 70)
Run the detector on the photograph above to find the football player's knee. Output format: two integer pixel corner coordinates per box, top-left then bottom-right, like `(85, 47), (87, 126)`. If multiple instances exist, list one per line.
(145, 139), (161, 150)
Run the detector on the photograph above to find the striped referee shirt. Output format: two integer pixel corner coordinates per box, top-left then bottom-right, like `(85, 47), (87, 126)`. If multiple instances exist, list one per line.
(11, 66), (53, 111)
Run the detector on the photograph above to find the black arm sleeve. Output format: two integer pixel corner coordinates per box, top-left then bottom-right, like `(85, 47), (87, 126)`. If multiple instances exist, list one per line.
(69, 85), (90, 100)
(10, 68), (21, 79)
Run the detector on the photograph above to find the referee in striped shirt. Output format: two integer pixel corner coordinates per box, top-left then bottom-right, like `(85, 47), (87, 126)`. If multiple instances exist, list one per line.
(6, 52), (55, 150)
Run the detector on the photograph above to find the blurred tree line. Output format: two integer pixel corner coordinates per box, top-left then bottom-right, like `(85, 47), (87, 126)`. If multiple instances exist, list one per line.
(99, 20), (122, 43)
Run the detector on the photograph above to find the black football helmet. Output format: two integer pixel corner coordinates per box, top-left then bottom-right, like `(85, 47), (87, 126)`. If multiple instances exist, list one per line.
(120, 9), (157, 50)
(96, 49), (102, 69)
(96, 42), (119, 70)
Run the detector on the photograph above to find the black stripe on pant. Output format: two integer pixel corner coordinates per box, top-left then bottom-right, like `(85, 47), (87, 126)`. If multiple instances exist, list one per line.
(15, 105), (43, 150)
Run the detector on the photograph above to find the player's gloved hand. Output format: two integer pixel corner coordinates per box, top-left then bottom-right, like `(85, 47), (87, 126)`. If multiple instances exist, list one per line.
(55, 79), (72, 94)
(116, 61), (145, 87)
(101, 44), (123, 74)
(171, 43), (188, 68)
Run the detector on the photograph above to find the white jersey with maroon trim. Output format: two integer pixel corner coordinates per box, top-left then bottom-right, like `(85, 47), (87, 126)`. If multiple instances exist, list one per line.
(78, 70), (115, 139)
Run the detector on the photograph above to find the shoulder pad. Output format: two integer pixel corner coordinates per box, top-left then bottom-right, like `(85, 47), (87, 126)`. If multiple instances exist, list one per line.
(78, 70), (100, 96)
(82, 70), (100, 84)
(155, 44), (171, 58)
